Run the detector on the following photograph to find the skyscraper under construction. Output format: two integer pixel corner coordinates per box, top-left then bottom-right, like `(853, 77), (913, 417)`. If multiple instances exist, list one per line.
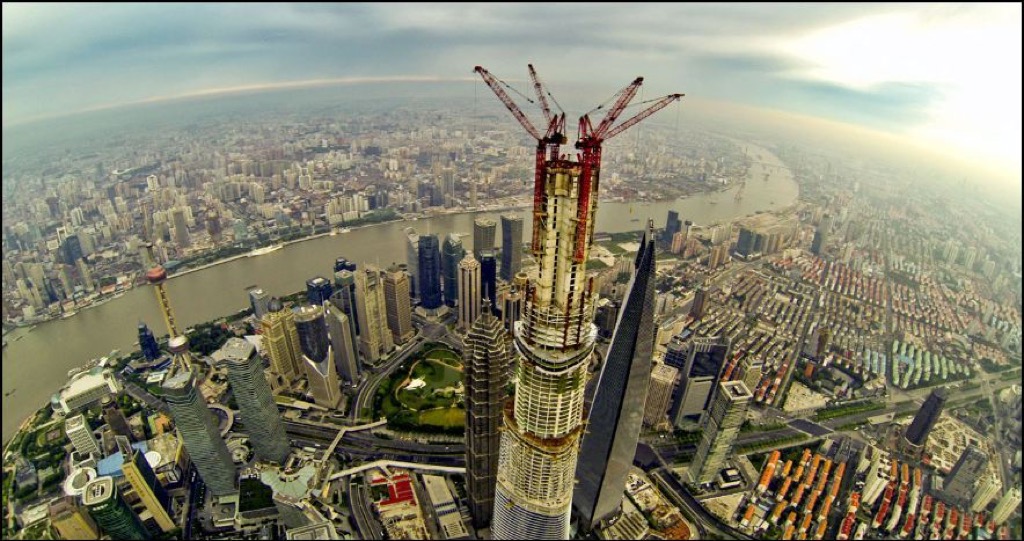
(477, 65), (681, 540)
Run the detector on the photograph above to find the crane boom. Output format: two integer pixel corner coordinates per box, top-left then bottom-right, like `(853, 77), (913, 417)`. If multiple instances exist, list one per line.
(528, 64), (553, 125)
(602, 93), (684, 141)
(591, 77), (644, 140)
(474, 66), (542, 141)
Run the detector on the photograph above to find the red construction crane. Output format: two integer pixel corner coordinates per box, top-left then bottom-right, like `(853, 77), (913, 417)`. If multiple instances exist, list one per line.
(475, 65), (682, 259)
(575, 78), (682, 261)
(528, 63), (554, 125)
(475, 65), (566, 252)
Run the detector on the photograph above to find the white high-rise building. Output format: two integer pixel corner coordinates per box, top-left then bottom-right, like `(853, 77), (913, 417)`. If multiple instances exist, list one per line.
(65, 414), (101, 456)
(643, 362), (678, 428)
(972, 475), (1002, 513)
(355, 266), (395, 366)
(458, 253), (481, 330)
(993, 487), (1021, 525)
(327, 304), (360, 386)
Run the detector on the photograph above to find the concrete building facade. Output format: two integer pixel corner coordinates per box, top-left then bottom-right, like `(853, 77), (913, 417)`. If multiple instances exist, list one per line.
(687, 381), (752, 485)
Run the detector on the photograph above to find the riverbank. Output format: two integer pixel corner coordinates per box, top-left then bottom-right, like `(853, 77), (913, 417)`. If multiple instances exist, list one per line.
(165, 203), (534, 281)
(3, 138), (800, 444)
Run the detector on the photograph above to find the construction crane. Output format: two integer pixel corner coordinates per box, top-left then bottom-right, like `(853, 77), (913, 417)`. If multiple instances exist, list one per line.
(475, 64), (682, 260)
(475, 65), (566, 254)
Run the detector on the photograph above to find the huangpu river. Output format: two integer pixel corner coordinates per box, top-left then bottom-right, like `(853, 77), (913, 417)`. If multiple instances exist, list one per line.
(2, 141), (797, 442)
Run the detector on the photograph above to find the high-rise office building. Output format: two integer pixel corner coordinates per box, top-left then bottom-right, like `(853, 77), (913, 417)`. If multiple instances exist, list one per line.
(383, 267), (415, 344)
(479, 250), (497, 312)
(248, 288), (271, 320)
(304, 347), (341, 409)
(306, 276), (333, 307)
(418, 234), (443, 310)
(115, 435), (175, 532)
(442, 234), (465, 308)
(687, 381), (752, 485)
(327, 304), (360, 385)
(66, 414), (101, 456)
(735, 227), (757, 259)
(663, 336), (688, 370)
(83, 476), (151, 540)
(972, 475), (1002, 513)
(670, 231), (686, 254)
(644, 362), (679, 428)
(901, 387), (948, 459)
(63, 234), (84, 265)
(690, 284), (707, 319)
(739, 357), (764, 395)
(161, 369), (237, 496)
(102, 396), (134, 442)
(215, 338), (290, 463)
(664, 210), (681, 245)
(943, 447), (988, 508)
(332, 269), (360, 336)
(259, 298), (303, 381)
(458, 253), (482, 331)
(465, 308), (513, 528)
(575, 223), (658, 531)
(206, 210), (222, 240)
(295, 305), (330, 364)
(709, 243), (729, 269)
(295, 305), (342, 408)
(405, 228), (420, 298)
(500, 273), (527, 335)
(334, 257), (357, 273)
(501, 214), (524, 281)
(355, 266), (395, 365)
(474, 217), (497, 256)
(172, 208), (190, 249)
(49, 497), (100, 541)
(810, 227), (826, 256)
(491, 160), (599, 541)
(138, 322), (161, 361)
(993, 487), (1022, 524)
(670, 336), (731, 427)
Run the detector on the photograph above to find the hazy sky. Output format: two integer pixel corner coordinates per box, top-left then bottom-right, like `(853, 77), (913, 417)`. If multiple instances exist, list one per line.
(3, 3), (1021, 179)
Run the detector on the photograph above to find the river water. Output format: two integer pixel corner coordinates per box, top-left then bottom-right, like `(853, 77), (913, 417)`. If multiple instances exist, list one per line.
(2, 141), (797, 441)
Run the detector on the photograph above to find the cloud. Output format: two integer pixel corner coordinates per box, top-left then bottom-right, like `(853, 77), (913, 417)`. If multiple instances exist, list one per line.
(2, 3), (1020, 179)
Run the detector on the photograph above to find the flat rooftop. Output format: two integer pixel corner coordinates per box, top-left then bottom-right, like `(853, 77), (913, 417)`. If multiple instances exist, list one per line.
(211, 337), (255, 364)
(723, 380), (752, 400)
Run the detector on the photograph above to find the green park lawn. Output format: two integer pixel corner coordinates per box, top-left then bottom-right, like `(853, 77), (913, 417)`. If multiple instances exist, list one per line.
(396, 359), (463, 411)
(418, 407), (465, 428)
(374, 344), (467, 432)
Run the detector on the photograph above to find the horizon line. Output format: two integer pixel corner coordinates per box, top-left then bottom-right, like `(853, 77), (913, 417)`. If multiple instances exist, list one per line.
(2, 75), (481, 129)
